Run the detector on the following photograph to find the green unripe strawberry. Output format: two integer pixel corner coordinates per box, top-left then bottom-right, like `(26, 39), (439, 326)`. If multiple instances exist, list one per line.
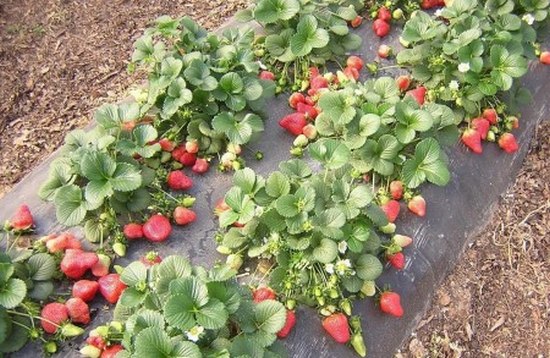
(61, 323), (85, 337)
(351, 334), (367, 357)
(112, 242), (126, 257)
(80, 345), (101, 358)
(392, 8), (404, 19)
(380, 223), (396, 234)
(44, 341), (57, 354)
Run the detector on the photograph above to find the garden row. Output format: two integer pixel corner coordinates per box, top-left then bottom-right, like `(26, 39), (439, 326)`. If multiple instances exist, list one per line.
(1, 0), (549, 357)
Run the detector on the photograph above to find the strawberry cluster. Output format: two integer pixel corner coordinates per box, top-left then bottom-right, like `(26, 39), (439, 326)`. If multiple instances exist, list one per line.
(461, 108), (519, 155)
(372, 6), (392, 38)
(252, 287), (296, 339)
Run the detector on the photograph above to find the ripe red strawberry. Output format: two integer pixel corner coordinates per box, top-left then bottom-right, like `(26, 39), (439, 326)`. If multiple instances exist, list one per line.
(406, 86), (426, 106)
(192, 158), (209, 174)
(214, 199), (230, 216)
(304, 96), (316, 106)
(461, 128), (482, 154)
(389, 180), (404, 200)
(377, 6), (392, 21)
(46, 232), (82, 253)
(380, 291), (404, 317)
(381, 199), (400, 223)
(41, 302), (69, 334)
(296, 103), (319, 120)
(373, 19), (390, 38)
(343, 66), (360, 81)
(322, 313), (350, 344)
(350, 15), (363, 28)
(66, 297), (90, 324)
(185, 140), (199, 154)
(174, 207), (196, 226)
(482, 108), (498, 125)
(91, 254), (111, 278)
(302, 124), (317, 140)
(279, 112), (307, 136)
(387, 252), (405, 270)
(289, 93), (306, 109)
(98, 274), (127, 304)
(540, 51), (550, 65)
(421, 0), (445, 9)
(86, 336), (106, 350)
(392, 234), (413, 248)
(346, 56), (364, 71)
(159, 138), (176, 152)
(277, 310), (296, 338)
(472, 117), (490, 140)
(253, 287), (277, 303)
(101, 345), (124, 358)
(61, 249), (99, 280)
(509, 116), (519, 129)
(259, 71), (275, 81)
(378, 44), (392, 59)
(123, 223), (143, 240)
(408, 195), (426, 217)
(167, 170), (193, 190)
(309, 67), (320, 79)
(72, 280), (99, 302)
(140, 251), (163, 267)
(396, 75), (411, 92)
(10, 204), (34, 231)
(178, 151), (197, 167)
(310, 76), (329, 90)
(171, 145), (186, 162)
(143, 214), (172, 242)
(498, 133), (519, 153)
(260, 71), (275, 81)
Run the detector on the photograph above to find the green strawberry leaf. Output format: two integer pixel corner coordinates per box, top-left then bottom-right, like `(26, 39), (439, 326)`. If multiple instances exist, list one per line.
(53, 185), (88, 226)
(0, 279), (26, 309)
(121, 261), (148, 287)
(254, 300), (286, 334)
(313, 238), (338, 263)
(254, 0), (300, 24)
(27, 253), (56, 281)
(290, 15), (330, 57)
(309, 139), (351, 170)
(355, 254), (383, 281)
(265, 172), (290, 198)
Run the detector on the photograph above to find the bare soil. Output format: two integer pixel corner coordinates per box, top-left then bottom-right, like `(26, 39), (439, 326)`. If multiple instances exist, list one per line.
(0, 0), (246, 197)
(1, 2), (548, 357)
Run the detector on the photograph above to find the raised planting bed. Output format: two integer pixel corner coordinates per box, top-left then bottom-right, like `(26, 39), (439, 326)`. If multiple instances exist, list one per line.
(1, 0), (549, 357)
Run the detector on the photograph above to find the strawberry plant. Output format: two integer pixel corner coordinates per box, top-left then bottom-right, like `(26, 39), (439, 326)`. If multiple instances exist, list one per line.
(285, 73), (455, 190)
(236, 0), (364, 91)
(0, 229), (85, 354)
(81, 255), (288, 357)
(396, 0), (538, 118)
(130, 16), (274, 163)
(215, 159), (414, 355)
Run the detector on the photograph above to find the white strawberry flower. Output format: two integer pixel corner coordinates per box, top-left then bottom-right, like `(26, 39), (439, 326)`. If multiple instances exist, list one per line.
(185, 325), (204, 342)
(449, 80), (460, 90)
(325, 263), (335, 274)
(434, 9), (443, 17)
(338, 241), (348, 254)
(522, 14), (535, 25)
(458, 63), (470, 73)
(335, 259), (352, 275)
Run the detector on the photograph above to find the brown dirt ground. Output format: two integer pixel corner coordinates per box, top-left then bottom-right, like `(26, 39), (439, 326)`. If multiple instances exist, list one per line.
(1, 2), (549, 357)
(0, 0), (246, 198)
